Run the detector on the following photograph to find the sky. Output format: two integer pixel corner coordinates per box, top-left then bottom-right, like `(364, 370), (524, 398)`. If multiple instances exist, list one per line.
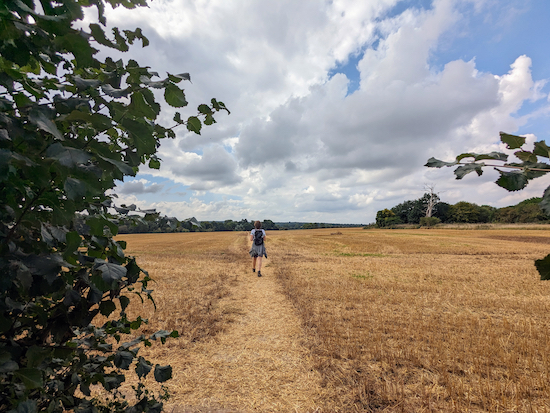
(93, 0), (550, 224)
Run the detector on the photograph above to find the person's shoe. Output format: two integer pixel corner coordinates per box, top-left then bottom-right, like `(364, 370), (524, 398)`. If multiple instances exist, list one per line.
(252, 268), (255, 273)
(257, 271), (262, 277)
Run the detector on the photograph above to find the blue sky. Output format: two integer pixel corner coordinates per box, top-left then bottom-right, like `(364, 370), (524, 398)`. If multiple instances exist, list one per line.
(104, 0), (550, 223)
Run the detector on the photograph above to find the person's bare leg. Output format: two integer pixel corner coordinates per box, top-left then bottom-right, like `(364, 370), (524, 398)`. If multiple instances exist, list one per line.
(252, 256), (257, 272)
(256, 257), (263, 272)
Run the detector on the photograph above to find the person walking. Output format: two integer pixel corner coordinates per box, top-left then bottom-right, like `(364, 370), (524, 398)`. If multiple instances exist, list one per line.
(249, 221), (267, 277)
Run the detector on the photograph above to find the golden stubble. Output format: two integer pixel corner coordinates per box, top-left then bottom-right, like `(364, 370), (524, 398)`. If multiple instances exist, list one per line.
(107, 227), (550, 412)
(272, 227), (550, 412)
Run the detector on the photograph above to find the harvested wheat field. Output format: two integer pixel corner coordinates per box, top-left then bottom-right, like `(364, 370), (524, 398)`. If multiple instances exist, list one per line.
(116, 227), (550, 412)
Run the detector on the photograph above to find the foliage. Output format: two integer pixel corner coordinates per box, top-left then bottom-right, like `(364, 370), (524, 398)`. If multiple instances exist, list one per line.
(389, 193), (441, 225)
(0, 0), (228, 411)
(376, 209), (402, 228)
(426, 132), (550, 279)
(419, 216), (440, 227)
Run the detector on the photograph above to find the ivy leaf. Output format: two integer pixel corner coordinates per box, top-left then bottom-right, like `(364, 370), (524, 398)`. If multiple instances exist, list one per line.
(535, 254), (550, 281)
(29, 106), (63, 140)
(500, 132), (525, 149)
(164, 83), (188, 107)
(153, 365), (172, 383)
(495, 169), (529, 191)
(454, 164), (483, 179)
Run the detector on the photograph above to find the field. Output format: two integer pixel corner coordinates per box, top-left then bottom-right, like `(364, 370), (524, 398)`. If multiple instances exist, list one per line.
(115, 227), (550, 412)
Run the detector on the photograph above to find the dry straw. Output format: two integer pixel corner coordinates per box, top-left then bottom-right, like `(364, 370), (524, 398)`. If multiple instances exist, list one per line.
(108, 227), (550, 412)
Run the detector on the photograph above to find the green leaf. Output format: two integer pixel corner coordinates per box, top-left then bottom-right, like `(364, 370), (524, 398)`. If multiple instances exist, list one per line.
(98, 155), (135, 175)
(8, 399), (37, 413)
(119, 295), (130, 311)
(164, 83), (188, 107)
(103, 374), (125, 391)
(424, 157), (456, 168)
(500, 132), (525, 149)
(14, 368), (43, 389)
(63, 231), (82, 259)
(514, 150), (538, 163)
(101, 84), (131, 98)
(472, 152), (508, 162)
(153, 364), (172, 382)
(495, 169), (529, 191)
(186, 116), (201, 134)
(135, 357), (152, 379)
(114, 351), (133, 370)
(95, 262), (127, 284)
(535, 253), (550, 280)
(130, 91), (158, 119)
(64, 177), (87, 200)
(99, 300), (117, 317)
(168, 72), (191, 83)
(454, 164), (483, 179)
(198, 104), (212, 115)
(29, 106), (63, 140)
(46, 143), (92, 167)
(533, 141), (550, 159)
(148, 158), (161, 169)
(26, 347), (50, 369)
(540, 185), (550, 215)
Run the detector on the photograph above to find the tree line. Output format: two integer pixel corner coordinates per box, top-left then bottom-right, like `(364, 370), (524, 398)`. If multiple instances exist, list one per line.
(376, 193), (549, 228)
(116, 211), (363, 234)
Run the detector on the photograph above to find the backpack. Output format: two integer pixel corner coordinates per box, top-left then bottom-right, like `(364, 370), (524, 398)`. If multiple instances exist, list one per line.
(253, 229), (264, 246)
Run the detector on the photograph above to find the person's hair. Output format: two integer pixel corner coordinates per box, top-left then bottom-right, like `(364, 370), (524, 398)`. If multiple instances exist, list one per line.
(254, 221), (261, 229)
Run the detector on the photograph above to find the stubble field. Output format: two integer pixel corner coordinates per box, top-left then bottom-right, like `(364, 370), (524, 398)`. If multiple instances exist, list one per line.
(115, 227), (550, 412)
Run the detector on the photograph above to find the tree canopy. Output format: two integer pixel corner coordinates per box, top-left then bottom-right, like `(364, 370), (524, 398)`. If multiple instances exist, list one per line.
(0, 0), (227, 411)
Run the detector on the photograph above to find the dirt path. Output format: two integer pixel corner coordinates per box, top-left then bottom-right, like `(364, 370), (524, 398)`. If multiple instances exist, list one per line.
(167, 234), (324, 413)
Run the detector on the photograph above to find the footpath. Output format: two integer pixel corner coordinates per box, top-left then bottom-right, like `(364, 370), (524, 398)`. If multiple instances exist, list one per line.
(167, 234), (324, 413)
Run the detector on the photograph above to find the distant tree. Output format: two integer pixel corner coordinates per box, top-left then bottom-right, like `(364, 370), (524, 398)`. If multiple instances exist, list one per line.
(433, 201), (451, 223)
(302, 223), (318, 229)
(262, 220), (279, 230)
(448, 201), (481, 223)
(376, 209), (402, 228)
(427, 132), (550, 279)
(0, 0), (227, 411)
(234, 219), (254, 231)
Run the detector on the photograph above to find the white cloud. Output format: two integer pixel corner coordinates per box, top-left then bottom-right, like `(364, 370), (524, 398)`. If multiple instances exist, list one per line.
(96, 0), (550, 223)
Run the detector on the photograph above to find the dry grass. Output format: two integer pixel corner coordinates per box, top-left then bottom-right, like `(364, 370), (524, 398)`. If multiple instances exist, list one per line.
(271, 227), (550, 412)
(106, 227), (550, 412)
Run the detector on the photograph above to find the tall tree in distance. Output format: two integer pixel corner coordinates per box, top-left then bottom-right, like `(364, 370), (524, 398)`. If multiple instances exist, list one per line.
(0, 0), (228, 412)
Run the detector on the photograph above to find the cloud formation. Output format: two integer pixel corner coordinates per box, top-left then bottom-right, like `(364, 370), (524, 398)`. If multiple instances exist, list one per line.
(103, 0), (550, 223)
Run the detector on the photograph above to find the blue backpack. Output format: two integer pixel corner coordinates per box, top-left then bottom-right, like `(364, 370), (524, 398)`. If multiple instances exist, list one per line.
(254, 229), (264, 246)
